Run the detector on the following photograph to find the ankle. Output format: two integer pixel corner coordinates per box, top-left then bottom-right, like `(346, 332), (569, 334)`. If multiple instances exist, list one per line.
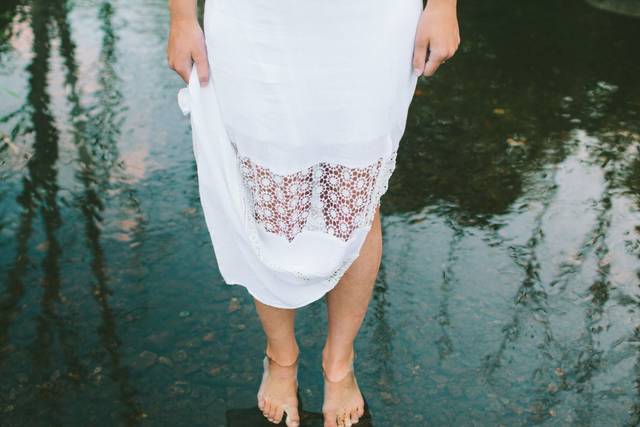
(321, 345), (355, 379)
(322, 343), (355, 362)
(266, 342), (300, 366)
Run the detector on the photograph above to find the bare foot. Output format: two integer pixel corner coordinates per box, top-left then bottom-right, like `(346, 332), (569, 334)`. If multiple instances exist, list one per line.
(322, 348), (365, 427)
(257, 346), (301, 426)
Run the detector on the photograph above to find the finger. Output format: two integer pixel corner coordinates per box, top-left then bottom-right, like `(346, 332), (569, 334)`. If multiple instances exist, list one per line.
(193, 47), (210, 86)
(423, 48), (446, 77)
(175, 62), (192, 84)
(168, 54), (191, 84)
(412, 36), (429, 76)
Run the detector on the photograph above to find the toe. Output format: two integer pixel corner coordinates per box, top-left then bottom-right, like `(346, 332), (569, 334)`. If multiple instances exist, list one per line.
(257, 394), (265, 411)
(355, 405), (365, 417)
(263, 400), (271, 418)
(267, 403), (277, 423)
(350, 410), (359, 425)
(337, 411), (347, 427)
(344, 411), (352, 427)
(273, 405), (284, 424)
(285, 405), (300, 427)
(323, 409), (338, 427)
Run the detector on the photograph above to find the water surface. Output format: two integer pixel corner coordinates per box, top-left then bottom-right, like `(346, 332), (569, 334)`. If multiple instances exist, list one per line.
(1, 0), (640, 425)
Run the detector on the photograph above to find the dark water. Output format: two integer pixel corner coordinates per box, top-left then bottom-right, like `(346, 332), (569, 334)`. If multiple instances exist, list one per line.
(1, 0), (639, 426)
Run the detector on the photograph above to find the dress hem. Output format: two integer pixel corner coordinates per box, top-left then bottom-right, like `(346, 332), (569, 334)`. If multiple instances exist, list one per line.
(221, 206), (381, 310)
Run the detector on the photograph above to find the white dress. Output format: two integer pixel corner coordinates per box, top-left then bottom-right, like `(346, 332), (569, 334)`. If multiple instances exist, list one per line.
(178, 0), (422, 308)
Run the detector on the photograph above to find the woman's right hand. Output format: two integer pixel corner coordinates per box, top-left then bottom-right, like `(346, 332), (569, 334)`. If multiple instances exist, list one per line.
(167, 16), (209, 86)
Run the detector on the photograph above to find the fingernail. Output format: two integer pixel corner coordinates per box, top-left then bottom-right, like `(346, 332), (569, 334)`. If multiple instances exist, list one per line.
(413, 68), (423, 77)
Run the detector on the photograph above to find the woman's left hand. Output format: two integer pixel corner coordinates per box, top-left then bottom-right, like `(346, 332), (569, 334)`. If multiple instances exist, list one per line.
(413, 0), (460, 77)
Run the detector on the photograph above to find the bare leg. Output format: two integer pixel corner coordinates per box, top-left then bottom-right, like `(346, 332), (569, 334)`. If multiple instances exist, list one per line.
(322, 206), (382, 427)
(254, 299), (301, 427)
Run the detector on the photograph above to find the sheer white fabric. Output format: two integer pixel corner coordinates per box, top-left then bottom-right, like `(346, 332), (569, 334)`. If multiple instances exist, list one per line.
(178, 0), (422, 308)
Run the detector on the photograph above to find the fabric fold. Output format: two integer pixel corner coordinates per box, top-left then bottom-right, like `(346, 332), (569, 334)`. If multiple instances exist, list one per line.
(180, 0), (423, 308)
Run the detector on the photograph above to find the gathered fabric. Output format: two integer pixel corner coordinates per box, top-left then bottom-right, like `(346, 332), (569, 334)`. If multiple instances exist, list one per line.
(179, 0), (422, 308)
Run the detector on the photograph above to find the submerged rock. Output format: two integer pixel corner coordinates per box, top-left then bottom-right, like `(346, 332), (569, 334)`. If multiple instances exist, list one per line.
(228, 297), (241, 313)
(173, 349), (188, 363)
(159, 356), (173, 367)
(207, 366), (222, 377)
(133, 350), (158, 370)
(169, 380), (191, 396)
(586, 0), (640, 18)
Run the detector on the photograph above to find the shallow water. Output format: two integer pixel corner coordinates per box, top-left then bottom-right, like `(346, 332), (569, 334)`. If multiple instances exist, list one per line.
(1, 0), (639, 426)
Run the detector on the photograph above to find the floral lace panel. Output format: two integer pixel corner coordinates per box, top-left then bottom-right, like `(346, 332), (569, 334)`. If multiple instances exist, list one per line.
(239, 154), (392, 243)
(239, 157), (313, 242)
(319, 161), (382, 241)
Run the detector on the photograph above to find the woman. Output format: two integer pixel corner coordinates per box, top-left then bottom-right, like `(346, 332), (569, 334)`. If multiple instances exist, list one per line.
(167, 1), (459, 426)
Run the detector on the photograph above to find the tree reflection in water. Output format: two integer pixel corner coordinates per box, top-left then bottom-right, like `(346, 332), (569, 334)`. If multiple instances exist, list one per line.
(0, 0), (639, 425)
(1, 0), (143, 423)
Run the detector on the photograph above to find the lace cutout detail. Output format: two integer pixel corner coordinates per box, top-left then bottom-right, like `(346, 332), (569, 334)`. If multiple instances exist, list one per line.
(319, 161), (382, 241)
(239, 158), (313, 242)
(239, 152), (395, 243)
